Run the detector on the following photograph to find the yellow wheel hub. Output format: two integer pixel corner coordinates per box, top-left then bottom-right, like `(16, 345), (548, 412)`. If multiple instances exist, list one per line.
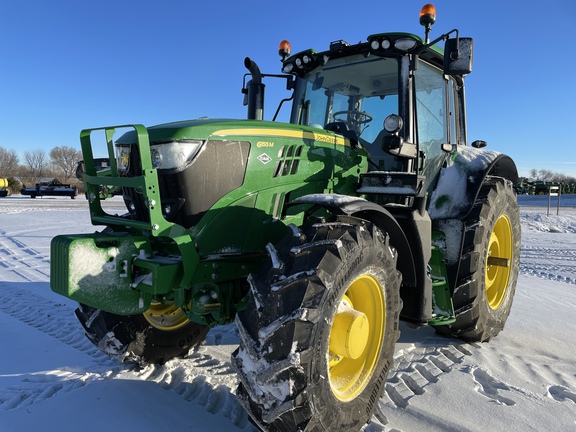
(328, 274), (385, 402)
(485, 214), (513, 310)
(143, 302), (190, 331)
(330, 297), (370, 360)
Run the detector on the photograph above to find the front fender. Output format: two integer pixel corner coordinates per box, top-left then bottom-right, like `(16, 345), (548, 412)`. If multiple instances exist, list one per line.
(428, 146), (518, 220)
(290, 194), (417, 287)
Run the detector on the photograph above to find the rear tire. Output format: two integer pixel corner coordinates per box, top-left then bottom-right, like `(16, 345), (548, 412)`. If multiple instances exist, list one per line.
(434, 177), (520, 342)
(233, 217), (402, 431)
(76, 303), (210, 365)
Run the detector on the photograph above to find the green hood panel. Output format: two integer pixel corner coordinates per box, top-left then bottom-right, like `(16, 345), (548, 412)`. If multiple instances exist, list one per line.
(115, 118), (352, 145)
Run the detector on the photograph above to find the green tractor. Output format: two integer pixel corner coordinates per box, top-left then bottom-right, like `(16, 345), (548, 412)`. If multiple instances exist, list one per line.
(50, 4), (520, 431)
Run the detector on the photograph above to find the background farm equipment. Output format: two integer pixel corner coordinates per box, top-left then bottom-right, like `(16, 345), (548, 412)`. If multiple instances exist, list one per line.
(0, 178), (12, 197)
(21, 178), (78, 199)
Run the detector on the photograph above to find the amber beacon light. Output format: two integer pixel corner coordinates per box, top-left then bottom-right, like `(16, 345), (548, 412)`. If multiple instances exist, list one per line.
(419, 3), (437, 43)
(278, 40), (291, 62)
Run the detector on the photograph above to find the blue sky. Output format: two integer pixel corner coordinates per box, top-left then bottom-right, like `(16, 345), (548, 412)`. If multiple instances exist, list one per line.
(1, 0), (574, 179)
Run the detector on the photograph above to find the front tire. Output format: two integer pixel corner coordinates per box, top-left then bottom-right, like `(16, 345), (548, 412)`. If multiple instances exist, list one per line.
(434, 177), (520, 342)
(233, 217), (402, 431)
(75, 302), (210, 365)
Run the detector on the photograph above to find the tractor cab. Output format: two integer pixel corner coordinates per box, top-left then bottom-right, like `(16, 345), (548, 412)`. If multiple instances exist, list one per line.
(286, 33), (471, 196)
(247, 4), (473, 201)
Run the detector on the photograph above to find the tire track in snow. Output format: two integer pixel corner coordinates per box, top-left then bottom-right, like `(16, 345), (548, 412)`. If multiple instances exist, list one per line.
(0, 287), (253, 428)
(4, 227), (260, 424)
(0, 225), (122, 411)
(0, 286), (121, 411)
(362, 336), (476, 430)
(0, 288), (114, 363)
(378, 337), (474, 412)
(520, 246), (576, 285)
(0, 230), (50, 282)
(0, 226), (254, 429)
(135, 354), (254, 429)
(0, 370), (104, 411)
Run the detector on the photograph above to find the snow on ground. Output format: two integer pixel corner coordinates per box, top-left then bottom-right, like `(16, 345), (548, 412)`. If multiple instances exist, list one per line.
(1, 195), (575, 431)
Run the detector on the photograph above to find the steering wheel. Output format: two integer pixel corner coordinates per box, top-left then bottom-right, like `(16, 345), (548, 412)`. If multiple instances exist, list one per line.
(333, 110), (373, 125)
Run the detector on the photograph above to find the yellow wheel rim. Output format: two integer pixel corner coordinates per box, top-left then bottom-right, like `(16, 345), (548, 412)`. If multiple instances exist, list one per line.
(143, 302), (190, 331)
(328, 274), (385, 402)
(485, 214), (513, 310)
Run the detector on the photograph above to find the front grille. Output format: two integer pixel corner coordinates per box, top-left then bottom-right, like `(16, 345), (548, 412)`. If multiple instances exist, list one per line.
(121, 140), (250, 229)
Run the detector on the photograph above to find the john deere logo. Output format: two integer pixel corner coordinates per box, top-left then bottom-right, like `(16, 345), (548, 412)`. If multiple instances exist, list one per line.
(258, 153), (272, 164)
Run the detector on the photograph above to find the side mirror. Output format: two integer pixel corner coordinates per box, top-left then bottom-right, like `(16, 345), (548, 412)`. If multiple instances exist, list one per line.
(444, 37), (473, 75)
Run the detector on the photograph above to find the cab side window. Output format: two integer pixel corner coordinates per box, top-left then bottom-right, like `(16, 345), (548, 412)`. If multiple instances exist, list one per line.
(414, 62), (457, 188)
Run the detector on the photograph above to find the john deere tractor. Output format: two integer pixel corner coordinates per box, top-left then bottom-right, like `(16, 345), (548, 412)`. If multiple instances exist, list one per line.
(50, 4), (520, 431)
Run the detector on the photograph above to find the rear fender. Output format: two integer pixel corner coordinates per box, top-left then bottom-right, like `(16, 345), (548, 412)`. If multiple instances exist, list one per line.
(428, 147), (518, 220)
(428, 147), (518, 297)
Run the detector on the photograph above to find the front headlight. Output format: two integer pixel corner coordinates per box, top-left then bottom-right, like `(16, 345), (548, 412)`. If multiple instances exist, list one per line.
(115, 140), (204, 173)
(116, 144), (131, 171)
(150, 140), (204, 170)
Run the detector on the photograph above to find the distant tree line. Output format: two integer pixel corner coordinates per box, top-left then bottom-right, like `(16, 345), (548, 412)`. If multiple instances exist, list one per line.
(0, 145), (82, 193)
(528, 169), (576, 184)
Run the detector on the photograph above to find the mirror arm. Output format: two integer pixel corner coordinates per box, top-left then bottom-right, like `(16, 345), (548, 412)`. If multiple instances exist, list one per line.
(414, 28), (459, 56)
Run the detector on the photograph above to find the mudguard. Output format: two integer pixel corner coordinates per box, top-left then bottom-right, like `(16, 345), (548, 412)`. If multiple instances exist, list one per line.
(428, 146), (518, 220)
(290, 194), (417, 288)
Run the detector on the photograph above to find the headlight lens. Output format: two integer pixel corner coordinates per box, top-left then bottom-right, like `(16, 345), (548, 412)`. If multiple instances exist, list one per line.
(116, 144), (131, 171)
(115, 140), (203, 173)
(150, 148), (162, 168)
(282, 63), (294, 74)
(394, 37), (418, 51)
(149, 140), (203, 170)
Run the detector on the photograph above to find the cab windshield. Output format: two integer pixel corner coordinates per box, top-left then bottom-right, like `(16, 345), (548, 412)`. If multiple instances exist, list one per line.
(294, 55), (399, 167)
